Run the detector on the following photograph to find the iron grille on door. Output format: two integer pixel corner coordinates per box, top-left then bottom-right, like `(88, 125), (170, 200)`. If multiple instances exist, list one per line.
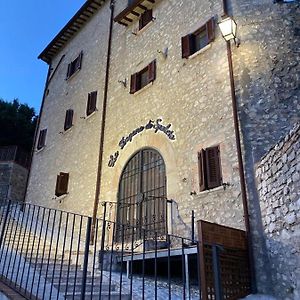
(117, 148), (167, 241)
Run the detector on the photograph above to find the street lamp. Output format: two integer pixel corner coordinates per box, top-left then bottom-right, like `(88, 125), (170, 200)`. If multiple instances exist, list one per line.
(218, 16), (237, 42)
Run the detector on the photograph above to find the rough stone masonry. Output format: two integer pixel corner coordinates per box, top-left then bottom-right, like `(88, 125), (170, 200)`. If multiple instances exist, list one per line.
(256, 122), (300, 300)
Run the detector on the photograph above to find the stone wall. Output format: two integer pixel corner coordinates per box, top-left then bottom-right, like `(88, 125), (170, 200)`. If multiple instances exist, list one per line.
(256, 122), (300, 300)
(0, 162), (28, 203)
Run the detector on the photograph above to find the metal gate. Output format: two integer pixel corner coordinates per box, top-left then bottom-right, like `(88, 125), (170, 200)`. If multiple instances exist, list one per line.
(117, 148), (167, 241)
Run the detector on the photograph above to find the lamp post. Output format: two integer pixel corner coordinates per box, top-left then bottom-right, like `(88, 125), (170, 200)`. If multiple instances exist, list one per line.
(218, 15), (257, 293)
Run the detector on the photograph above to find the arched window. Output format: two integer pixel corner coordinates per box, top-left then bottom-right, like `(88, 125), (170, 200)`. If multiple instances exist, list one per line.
(117, 148), (167, 241)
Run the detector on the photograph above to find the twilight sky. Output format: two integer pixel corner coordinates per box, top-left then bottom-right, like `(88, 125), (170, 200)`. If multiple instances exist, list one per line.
(0, 1), (85, 113)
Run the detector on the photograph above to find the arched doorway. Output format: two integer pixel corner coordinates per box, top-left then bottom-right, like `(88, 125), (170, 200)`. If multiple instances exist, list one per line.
(117, 148), (167, 241)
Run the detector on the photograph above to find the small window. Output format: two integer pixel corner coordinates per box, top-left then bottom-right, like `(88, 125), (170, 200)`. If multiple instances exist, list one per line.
(66, 51), (83, 79)
(37, 129), (47, 150)
(198, 145), (222, 191)
(139, 9), (153, 30)
(182, 18), (215, 58)
(130, 60), (156, 94)
(64, 109), (74, 131)
(55, 172), (69, 197)
(87, 91), (97, 116)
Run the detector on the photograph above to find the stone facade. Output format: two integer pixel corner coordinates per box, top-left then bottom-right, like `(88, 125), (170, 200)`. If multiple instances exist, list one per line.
(256, 123), (300, 300)
(26, 0), (300, 297)
(0, 162), (28, 203)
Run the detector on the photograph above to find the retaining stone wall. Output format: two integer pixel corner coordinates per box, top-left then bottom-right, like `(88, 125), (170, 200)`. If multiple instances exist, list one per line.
(256, 122), (300, 300)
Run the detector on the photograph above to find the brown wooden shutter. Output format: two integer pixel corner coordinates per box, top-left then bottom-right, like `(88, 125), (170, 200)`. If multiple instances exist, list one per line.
(37, 129), (47, 150)
(182, 34), (192, 58)
(206, 17), (215, 43)
(198, 149), (206, 192)
(130, 73), (137, 94)
(148, 60), (156, 83)
(205, 146), (222, 189)
(55, 172), (69, 197)
(87, 91), (97, 115)
(64, 109), (74, 131)
(66, 63), (71, 79)
(76, 51), (83, 70)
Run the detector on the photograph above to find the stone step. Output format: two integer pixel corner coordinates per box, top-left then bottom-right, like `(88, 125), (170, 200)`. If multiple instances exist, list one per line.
(53, 281), (115, 293)
(64, 291), (130, 300)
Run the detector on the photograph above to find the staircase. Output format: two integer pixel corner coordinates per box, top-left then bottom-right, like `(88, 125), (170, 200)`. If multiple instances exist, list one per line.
(0, 202), (130, 300)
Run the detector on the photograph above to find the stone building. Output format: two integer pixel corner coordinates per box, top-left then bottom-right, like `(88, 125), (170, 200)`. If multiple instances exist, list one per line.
(26, 0), (299, 298)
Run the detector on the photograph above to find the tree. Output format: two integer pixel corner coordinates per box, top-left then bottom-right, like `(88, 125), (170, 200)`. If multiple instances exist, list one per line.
(0, 99), (37, 151)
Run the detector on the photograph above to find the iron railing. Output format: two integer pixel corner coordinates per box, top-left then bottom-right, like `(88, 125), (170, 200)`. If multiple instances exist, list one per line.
(0, 199), (202, 299)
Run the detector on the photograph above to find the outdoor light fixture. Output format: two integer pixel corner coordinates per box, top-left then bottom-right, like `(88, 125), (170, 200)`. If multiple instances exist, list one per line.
(218, 16), (237, 42)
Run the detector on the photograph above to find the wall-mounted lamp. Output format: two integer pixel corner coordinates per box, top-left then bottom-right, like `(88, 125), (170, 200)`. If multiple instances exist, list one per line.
(218, 15), (237, 43)
(118, 78), (127, 88)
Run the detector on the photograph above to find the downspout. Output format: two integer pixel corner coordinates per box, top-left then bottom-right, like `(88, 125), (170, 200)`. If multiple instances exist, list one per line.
(91, 0), (115, 239)
(222, 0), (257, 293)
(23, 62), (52, 202)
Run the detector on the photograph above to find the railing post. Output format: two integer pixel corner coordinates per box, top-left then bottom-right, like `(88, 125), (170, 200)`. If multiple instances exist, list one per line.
(0, 200), (11, 249)
(212, 244), (223, 300)
(80, 217), (92, 300)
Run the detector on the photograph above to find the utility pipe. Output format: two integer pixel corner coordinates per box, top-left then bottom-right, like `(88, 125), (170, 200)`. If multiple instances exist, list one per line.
(91, 0), (115, 241)
(222, 0), (257, 293)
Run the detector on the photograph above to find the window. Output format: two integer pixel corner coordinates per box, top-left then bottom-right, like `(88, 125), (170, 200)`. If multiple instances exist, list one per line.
(55, 172), (69, 197)
(66, 51), (83, 79)
(198, 145), (222, 191)
(37, 129), (47, 150)
(182, 18), (215, 58)
(64, 109), (74, 131)
(130, 60), (156, 94)
(128, 0), (135, 6)
(139, 9), (153, 30)
(87, 91), (97, 116)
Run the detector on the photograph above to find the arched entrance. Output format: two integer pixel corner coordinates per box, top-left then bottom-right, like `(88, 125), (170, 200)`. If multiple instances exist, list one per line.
(117, 148), (167, 241)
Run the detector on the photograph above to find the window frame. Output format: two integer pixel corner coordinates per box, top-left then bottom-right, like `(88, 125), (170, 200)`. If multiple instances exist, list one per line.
(139, 9), (153, 31)
(182, 17), (215, 59)
(130, 60), (156, 94)
(55, 172), (69, 197)
(37, 128), (47, 150)
(66, 51), (83, 80)
(86, 91), (98, 116)
(64, 109), (74, 131)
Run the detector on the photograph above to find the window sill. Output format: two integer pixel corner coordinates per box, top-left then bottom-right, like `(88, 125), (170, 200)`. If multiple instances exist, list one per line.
(53, 193), (68, 202)
(35, 147), (45, 153)
(86, 110), (97, 120)
(195, 185), (226, 196)
(188, 43), (212, 59)
(136, 20), (154, 35)
(65, 69), (80, 81)
(62, 126), (73, 134)
(132, 81), (153, 95)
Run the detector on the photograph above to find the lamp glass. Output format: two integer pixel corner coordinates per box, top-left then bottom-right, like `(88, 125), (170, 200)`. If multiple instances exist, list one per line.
(219, 16), (237, 41)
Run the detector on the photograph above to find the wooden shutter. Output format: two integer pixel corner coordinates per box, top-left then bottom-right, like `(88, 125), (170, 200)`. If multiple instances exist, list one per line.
(148, 60), (156, 83)
(66, 63), (71, 79)
(76, 51), (83, 71)
(139, 9), (153, 30)
(198, 150), (206, 192)
(37, 129), (47, 150)
(55, 172), (69, 197)
(87, 91), (97, 115)
(130, 73), (137, 94)
(182, 34), (192, 58)
(205, 146), (222, 189)
(64, 109), (74, 131)
(206, 17), (215, 43)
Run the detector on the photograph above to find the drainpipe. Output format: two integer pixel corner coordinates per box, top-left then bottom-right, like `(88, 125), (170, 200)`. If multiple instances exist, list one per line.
(222, 0), (257, 293)
(23, 62), (52, 202)
(91, 0), (115, 240)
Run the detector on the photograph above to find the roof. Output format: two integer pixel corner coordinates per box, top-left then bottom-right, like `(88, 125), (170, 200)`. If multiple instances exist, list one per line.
(38, 0), (106, 64)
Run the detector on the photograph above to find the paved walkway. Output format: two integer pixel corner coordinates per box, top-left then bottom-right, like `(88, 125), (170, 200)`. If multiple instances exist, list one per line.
(0, 281), (26, 300)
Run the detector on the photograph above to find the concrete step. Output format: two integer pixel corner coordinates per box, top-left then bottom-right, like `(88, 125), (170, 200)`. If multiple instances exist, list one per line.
(53, 282), (115, 293)
(64, 291), (130, 300)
